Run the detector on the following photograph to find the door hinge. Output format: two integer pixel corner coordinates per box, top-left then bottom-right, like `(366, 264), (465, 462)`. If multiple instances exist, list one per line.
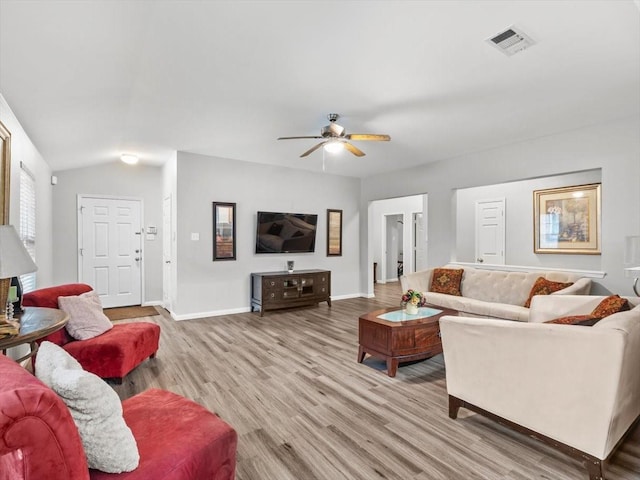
(79, 206), (85, 214)
(79, 248), (84, 256)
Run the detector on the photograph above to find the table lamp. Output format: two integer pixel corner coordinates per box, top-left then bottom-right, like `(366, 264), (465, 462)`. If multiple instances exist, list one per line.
(624, 235), (640, 297)
(0, 225), (38, 323)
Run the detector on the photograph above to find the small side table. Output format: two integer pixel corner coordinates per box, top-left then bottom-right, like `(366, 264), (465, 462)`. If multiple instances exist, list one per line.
(0, 307), (68, 364)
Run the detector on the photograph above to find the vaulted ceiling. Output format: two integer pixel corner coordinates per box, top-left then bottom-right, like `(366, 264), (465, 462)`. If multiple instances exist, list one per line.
(1, 1), (638, 178)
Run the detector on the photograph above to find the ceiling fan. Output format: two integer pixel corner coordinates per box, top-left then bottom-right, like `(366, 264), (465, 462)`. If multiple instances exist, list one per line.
(278, 113), (391, 157)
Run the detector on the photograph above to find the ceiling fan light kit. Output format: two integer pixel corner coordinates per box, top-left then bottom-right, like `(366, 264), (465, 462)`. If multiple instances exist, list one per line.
(323, 141), (344, 154)
(278, 113), (390, 158)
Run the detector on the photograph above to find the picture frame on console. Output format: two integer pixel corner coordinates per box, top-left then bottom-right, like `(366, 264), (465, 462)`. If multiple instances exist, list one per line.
(533, 183), (601, 255)
(327, 209), (342, 257)
(212, 202), (236, 261)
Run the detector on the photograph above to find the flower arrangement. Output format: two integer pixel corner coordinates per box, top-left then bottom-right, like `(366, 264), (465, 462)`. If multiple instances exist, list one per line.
(401, 289), (426, 307)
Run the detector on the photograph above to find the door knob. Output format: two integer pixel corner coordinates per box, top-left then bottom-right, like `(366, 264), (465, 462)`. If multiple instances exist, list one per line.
(165, 260), (171, 264)
(135, 257), (140, 261)
(477, 258), (484, 263)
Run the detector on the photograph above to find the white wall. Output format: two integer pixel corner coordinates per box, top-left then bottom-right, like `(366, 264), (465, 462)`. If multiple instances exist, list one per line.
(173, 151), (361, 318)
(51, 162), (163, 303)
(456, 169), (601, 268)
(361, 117), (640, 296)
(0, 94), (53, 288)
(370, 195), (424, 283)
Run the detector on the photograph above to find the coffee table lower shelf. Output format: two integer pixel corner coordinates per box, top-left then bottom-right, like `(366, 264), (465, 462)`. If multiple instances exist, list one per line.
(357, 306), (456, 377)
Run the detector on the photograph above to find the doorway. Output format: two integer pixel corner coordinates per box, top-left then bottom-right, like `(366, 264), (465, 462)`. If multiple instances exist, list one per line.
(384, 214), (404, 282)
(77, 195), (143, 308)
(369, 194), (427, 291)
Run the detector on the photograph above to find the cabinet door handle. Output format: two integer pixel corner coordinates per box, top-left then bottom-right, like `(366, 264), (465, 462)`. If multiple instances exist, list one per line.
(270, 281), (275, 286)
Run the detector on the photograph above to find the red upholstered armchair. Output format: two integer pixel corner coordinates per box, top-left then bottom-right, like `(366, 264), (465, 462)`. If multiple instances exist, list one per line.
(23, 284), (160, 383)
(0, 354), (238, 480)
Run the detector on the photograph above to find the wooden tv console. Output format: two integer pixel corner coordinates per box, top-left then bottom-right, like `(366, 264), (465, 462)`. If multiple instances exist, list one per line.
(251, 269), (331, 316)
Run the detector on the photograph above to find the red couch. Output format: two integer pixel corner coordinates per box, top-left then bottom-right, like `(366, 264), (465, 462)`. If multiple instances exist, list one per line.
(0, 354), (237, 480)
(23, 284), (160, 383)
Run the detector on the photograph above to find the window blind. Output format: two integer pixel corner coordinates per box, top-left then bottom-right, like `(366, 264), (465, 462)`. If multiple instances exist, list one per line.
(19, 162), (36, 292)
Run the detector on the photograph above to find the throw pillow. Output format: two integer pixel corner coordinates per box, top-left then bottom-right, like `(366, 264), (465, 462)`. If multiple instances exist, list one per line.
(545, 314), (601, 326)
(591, 295), (630, 318)
(430, 268), (464, 296)
(58, 290), (113, 340)
(523, 277), (574, 308)
(35, 342), (140, 473)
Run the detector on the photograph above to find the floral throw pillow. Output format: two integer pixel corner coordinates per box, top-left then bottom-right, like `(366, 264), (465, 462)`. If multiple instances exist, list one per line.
(523, 277), (573, 308)
(429, 268), (463, 296)
(545, 314), (601, 326)
(591, 295), (630, 318)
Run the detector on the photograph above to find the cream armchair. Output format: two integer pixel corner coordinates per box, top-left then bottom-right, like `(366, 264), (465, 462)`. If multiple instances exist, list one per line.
(440, 296), (640, 480)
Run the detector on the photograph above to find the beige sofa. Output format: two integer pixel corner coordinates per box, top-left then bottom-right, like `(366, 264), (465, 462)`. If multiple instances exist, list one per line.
(400, 264), (592, 321)
(440, 295), (640, 480)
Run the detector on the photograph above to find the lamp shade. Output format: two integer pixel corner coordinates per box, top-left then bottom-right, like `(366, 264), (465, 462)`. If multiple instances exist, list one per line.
(0, 225), (37, 278)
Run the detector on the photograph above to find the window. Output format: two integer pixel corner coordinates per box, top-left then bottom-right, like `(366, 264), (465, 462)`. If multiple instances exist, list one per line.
(19, 162), (36, 292)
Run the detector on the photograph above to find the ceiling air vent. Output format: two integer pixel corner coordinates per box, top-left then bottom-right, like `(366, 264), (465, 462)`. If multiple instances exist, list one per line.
(487, 26), (536, 56)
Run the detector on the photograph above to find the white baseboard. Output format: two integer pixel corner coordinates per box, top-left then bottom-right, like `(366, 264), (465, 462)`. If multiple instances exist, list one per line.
(331, 293), (362, 301)
(169, 293), (365, 321)
(142, 300), (163, 307)
(171, 306), (252, 321)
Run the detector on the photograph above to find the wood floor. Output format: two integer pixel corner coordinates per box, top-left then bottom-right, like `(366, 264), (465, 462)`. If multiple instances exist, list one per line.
(113, 282), (640, 480)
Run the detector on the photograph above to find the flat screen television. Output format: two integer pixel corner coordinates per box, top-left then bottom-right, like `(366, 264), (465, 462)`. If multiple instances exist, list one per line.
(255, 211), (318, 253)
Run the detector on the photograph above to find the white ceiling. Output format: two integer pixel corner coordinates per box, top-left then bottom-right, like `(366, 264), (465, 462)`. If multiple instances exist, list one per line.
(1, 1), (638, 178)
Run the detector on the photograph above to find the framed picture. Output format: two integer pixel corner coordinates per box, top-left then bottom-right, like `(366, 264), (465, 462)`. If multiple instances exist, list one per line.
(0, 120), (11, 225)
(327, 209), (342, 256)
(533, 183), (601, 255)
(212, 202), (236, 261)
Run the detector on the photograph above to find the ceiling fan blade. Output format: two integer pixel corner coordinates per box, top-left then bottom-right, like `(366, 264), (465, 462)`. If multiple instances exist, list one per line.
(300, 141), (328, 157)
(278, 136), (324, 140)
(345, 134), (391, 141)
(343, 142), (366, 157)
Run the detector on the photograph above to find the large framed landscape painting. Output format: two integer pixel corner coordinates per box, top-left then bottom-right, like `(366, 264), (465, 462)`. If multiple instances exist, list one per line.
(534, 183), (601, 255)
(0, 120), (10, 225)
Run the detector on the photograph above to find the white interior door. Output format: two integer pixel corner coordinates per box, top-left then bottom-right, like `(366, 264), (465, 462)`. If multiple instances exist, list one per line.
(413, 212), (428, 271)
(475, 198), (505, 265)
(78, 196), (142, 308)
(162, 195), (172, 311)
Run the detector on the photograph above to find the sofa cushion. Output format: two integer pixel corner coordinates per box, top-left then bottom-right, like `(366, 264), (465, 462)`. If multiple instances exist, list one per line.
(35, 342), (140, 473)
(63, 322), (161, 380)
(524, 277), (574, 308)
(90, 390), (238, 480)
(430, 268), (463, 296)
(591, 295), (630, 318)
(58, 291), (113, 341)
(545, 314), (601, 326)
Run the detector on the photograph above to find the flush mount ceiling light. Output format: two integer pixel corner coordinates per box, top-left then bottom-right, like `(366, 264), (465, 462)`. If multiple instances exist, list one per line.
(120, 154), (139, 165)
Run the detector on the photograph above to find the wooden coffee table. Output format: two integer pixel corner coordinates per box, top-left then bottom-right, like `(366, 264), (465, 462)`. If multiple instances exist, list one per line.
(357, 305), (458, 377)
